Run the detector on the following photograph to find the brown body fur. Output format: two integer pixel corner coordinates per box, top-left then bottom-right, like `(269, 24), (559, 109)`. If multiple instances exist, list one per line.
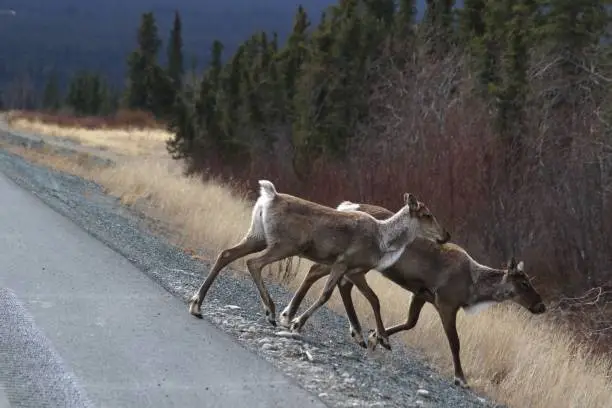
(263, 194), (393, 267)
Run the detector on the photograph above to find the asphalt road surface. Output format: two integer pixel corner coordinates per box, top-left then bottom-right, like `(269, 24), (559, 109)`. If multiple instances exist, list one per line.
(0, 172), (326, 408)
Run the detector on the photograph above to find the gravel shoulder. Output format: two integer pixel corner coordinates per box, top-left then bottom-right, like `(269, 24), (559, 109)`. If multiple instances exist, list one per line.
(0, 121), (503, 408)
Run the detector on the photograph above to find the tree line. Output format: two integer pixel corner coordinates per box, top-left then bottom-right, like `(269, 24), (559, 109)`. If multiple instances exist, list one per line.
(33, 1), (611, 172)
(27, 11), (183, 118)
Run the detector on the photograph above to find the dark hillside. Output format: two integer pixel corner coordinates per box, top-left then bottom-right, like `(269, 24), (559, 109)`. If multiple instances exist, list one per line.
(0, 0), (335, 91)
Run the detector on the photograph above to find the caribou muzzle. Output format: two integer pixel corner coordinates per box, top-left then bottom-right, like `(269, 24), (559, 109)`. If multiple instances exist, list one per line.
(529, 302), (546, 314)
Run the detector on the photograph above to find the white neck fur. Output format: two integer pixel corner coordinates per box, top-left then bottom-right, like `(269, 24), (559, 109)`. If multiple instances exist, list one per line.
(375, 207), (417, 270)
(336, 202), (417, 271)
(378, 207), (416, 249)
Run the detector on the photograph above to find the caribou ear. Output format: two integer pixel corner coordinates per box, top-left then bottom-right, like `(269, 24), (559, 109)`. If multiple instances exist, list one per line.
(517, 261), (524, 273)
(507, 256), (517, 271)
(405, 193), (419, 211)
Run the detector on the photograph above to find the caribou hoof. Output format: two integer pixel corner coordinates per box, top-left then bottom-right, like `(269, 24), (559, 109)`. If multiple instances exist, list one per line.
(188, 296), (203, 319)
(454, 377), (470, 389)
(265, 309), (277, 327)
(289, 318), (303, 333)
(379, 336), (392, 351)
(366, 329), (391, 350)
(278, 311), (292, 328)
(367, 330), (378, 350)
(350, 327), (367, 348)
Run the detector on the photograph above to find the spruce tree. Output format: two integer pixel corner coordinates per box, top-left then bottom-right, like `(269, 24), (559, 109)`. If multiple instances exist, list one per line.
(539, 0), (609, 106)
(423, 0), (456, 58)
(167, 10), (184, 89)
(137, 12), (161, 60)
(472, 0), (514, 96)
(125, 12), (165, 115)
(209, 40), (224, 87)
(42, 71), (62, 112)
(496, 0), (530, 150)
(282, 6), (310, 105)
(542, 0), (609, 58)
(363, 0), (395, 25)
(166, 93), (196, 160)
(188, 41), (226, 152)
(66, 71), (107, 116)
(396, 0), (417, 39)
(459, 0), (486, 42)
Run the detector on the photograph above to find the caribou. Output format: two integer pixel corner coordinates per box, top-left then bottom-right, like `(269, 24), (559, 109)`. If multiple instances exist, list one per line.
(188, 180), (450, 347)
(279, 201), (546, 389)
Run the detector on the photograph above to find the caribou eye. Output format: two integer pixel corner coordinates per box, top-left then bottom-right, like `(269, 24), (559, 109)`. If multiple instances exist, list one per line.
(519, 281), (530, 289)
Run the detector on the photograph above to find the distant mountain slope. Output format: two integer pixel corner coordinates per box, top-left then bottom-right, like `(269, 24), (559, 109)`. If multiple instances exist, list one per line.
(0, 0), (463, 95)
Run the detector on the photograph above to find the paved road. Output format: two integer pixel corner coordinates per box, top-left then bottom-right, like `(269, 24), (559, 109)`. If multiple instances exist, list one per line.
(0, 171), (326, 408)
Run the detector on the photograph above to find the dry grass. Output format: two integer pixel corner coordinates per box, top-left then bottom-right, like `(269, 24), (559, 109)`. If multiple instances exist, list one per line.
(0, 144), (102, 177)
(97, 157), (253, 260)
(6, 112), (172, 157)
(3, 120), (611, 408)
(6, 109), (164, 130)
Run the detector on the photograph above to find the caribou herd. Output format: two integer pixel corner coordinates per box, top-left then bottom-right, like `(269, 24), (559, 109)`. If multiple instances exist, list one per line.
(188, 180), (546, 389)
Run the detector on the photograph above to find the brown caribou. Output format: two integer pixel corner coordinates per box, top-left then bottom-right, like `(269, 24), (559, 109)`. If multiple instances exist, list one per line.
(188, 181), (450, 347)
(279, 201), (546, 388)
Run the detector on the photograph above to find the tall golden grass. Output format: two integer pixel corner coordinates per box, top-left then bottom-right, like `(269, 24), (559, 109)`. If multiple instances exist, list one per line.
(4, 118), (611, 408)
(6, 111), (172, 157)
